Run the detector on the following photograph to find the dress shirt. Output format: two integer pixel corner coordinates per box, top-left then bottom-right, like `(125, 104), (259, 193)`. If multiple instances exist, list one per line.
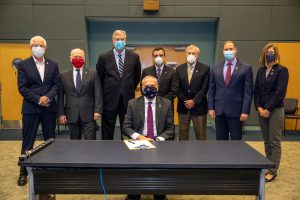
(73, 67), (83, 88)
(113, 48), (125, 72)
(223, 57), (237, 80)
(33, 56), (45, 82)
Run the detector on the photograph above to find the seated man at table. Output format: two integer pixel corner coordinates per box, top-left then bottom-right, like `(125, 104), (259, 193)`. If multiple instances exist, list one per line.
(123, 75), (175, 200)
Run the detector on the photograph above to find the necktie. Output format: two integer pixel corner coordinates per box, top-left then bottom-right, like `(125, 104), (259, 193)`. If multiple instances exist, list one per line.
(187, 65), (193, 84)
(147, 102), (154, 139)
(156, 67), (161, 82)
(225, 62), (232, 86)
(118, 54), (124, 77)
(76, 69), (81, 94)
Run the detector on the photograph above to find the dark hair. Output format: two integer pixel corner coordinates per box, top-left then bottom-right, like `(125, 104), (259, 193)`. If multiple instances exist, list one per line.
(152, 47), (165, 56)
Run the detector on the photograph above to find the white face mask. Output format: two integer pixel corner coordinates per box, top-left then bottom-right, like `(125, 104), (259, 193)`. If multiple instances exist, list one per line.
(32, 46), (45, 58)
(154, 56), (163, 66)
(187, 54), (197, 64)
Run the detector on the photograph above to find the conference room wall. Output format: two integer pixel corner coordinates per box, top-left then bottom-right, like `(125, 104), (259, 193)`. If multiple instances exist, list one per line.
(0, 0), (300, 126)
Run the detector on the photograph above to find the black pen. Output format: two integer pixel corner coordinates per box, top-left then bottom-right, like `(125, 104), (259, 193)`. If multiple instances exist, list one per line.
(128, 140), (135, 144)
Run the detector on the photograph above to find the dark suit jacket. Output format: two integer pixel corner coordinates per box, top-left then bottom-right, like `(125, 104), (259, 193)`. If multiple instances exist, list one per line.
(141, 65), (178, 102)
(17, 56), (59, 114)
(96, 49), (141, 112)
(254, 64), (289, 111)
(58, 68), (103, 123)
(176, 61), (210, 116)
(208, 59), (253, 117)
(123, 96), (175, 140)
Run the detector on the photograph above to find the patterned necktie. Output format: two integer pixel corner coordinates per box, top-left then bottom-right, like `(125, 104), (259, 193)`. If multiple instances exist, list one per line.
(118, 54), (124, 77)
(156, 67), (161, 82)
(225, 62), (232, 86)
(187, 65), (193, 84)
(147, 102), (154, 139)
(76, 69), (81, 93)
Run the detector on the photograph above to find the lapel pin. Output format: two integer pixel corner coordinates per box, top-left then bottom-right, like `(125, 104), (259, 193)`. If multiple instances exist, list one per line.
(196, 70), (198, 73)
(159, 104), (162, 107)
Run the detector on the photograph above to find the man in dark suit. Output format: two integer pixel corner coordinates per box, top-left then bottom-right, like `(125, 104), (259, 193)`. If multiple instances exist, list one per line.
(141, 47), (178, 109)
(177, 45), (210, 140)
(123, 75), (175, 200)
(58, 48), (103, 140)
(208, 40), (253, 140)
(96, 30), (141, 140)
(17, 36), (59, 186)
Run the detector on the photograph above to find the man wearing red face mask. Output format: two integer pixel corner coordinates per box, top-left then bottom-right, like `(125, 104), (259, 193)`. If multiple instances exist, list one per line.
(58, 48), (103, 140)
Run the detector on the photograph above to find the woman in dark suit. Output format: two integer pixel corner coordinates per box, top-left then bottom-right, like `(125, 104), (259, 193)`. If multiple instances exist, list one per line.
(254, 43), (289, 182)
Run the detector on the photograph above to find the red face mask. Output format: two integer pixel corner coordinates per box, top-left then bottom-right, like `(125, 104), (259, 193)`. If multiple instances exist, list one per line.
(72, 58), (85, 68)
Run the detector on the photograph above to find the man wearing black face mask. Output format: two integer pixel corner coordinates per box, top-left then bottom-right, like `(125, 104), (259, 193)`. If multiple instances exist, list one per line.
(123, 75), (175, 200)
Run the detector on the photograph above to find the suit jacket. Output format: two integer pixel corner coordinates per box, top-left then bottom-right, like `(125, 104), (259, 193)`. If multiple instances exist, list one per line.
(176, 61), (210, 115)
(17, 56), (59, 114)
(96, 49), (141, 112)
(123, 96), (175, 140)
(208, 59), (253, 117)
(58, 68), (103, 123)
(141, 65), (178, 102)
(254, 64), (289, 111)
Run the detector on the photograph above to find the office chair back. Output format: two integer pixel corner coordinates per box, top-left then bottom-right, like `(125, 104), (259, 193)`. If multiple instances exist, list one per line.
(284, 98), (298, 115)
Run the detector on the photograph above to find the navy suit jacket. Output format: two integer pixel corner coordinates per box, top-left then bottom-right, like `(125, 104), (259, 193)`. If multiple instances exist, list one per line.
(208, 59), (253, 117)
(254, 64), (289, 111)
(18, 56), (60, 114)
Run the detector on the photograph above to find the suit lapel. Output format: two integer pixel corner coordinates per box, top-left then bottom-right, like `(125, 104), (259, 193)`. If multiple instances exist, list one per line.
(159, 66), (168, 85)
(30, 57), (43, 83)
(122, 50), (129, 77)
(80, 68), (88, 93)
(43, 58), (49, 83)
(182, 63), (189, 86)
(109, 50), (121, 78)
(68, 69), (77, 92)
(218, 61), (226, 87)
(189, 63), (200, 85)
(155, 97), (163, 134)
(138, 97), (145, 132)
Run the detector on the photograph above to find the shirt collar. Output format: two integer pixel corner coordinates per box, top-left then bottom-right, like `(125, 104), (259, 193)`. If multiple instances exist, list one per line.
(33, 56), (45, 64)
(113, 48), (125, 56)
(188, 62), (197, 68)
(225, 57), (237, 66)
(155, 64), (164, 70)
(144, 96), (156, 105)
(73, 67), (83, 71)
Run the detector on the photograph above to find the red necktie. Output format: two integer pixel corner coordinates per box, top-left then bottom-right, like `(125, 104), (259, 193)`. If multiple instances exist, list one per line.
(147, 102), (154, 139)
(225, 62), (232, 86)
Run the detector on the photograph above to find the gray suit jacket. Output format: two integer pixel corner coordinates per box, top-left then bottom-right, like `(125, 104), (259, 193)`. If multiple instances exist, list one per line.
(58, 68), (103, 123)
(123, 96), (175, 140)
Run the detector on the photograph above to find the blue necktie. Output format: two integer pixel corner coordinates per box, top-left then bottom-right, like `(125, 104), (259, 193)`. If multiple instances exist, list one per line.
(76, 69), (81, 94)
(118, 54), (124, 77)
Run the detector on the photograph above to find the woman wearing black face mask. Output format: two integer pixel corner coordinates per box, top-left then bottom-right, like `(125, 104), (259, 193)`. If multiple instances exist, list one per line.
(254, 43), (289, 182)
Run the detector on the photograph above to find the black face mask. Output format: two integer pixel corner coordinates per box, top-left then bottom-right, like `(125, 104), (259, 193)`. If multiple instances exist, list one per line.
(142, 86), (158, 99)
(266, 53), (276, 63)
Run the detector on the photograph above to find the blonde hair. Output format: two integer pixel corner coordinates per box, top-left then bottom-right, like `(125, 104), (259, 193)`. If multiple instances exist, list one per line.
(259, 43), (280, 66)
(30, 36), (47, 47)
(112, 30), (127, 39)
(70, 48), (85, 57)
(185, 45), (200, 56)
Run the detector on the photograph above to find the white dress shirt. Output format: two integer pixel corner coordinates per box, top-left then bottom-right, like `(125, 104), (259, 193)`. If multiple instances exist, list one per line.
(130, 97), (165, 141)
(33, 56), (45, 82)
(73, 67), (83, 88)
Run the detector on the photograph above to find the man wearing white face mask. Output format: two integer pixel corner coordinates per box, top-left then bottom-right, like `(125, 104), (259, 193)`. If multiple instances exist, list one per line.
(96, 30), (141, 140)
(208, 40), (253, 140)
(177, 45), (210, 140)
(17, 36), (59, 186)
(141, 47), (178, 110)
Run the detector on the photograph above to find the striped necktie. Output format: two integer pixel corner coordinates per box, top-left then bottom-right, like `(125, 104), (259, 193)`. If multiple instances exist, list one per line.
(118, 54), (124, 77)
(156, 67), (162, 82)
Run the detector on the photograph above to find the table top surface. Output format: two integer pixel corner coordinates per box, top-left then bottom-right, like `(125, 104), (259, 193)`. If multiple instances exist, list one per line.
(19, 140), (274, 169)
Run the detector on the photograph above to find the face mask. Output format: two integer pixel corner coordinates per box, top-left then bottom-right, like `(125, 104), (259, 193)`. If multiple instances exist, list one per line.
(266, 53), (276, 63)
(142, 86), (158, 99)
(114, 41), (125, 51)
(32, 46), (45, 58)
(223, 50), (235, 61)
(154, 56), (163, 66)
(187, 54), (196, 64)
(72, 58), (85, 68)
